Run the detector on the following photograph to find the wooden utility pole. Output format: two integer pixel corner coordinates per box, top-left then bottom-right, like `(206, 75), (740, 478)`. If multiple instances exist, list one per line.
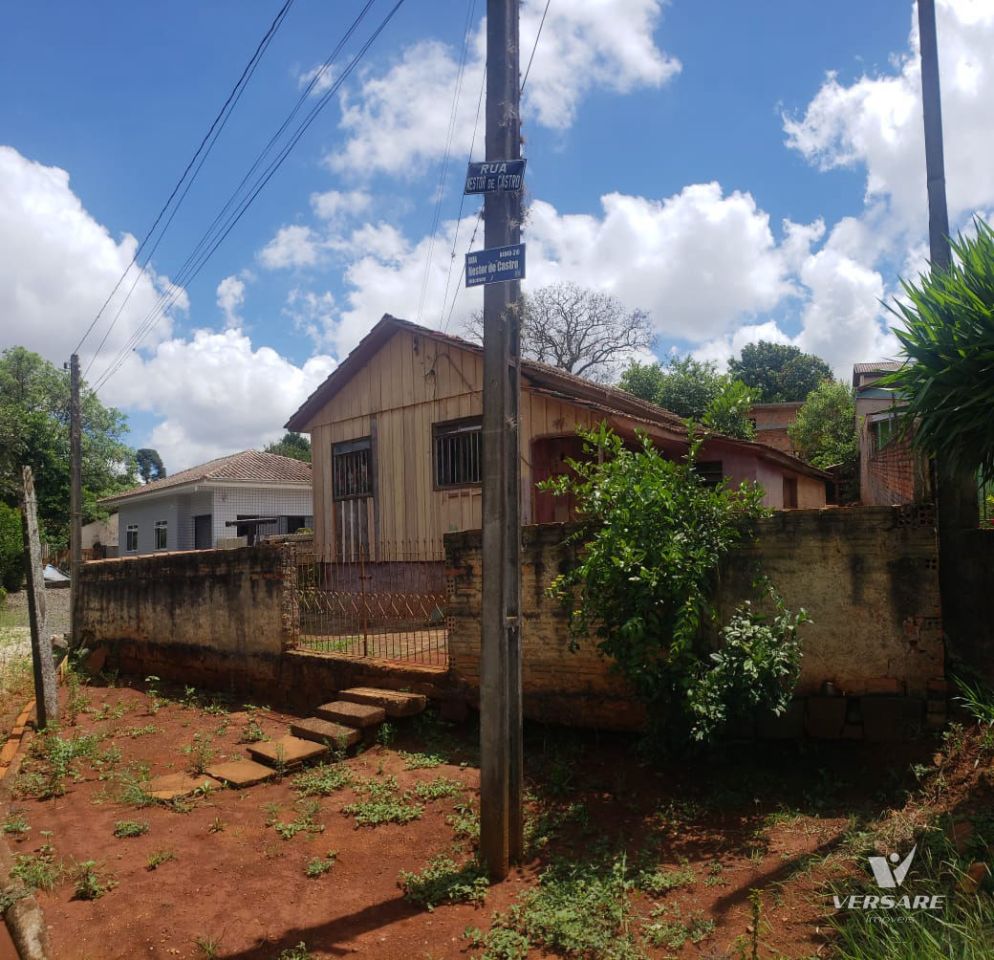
(479, 0), (524, 879)
(917, 0), (979, 638)
(21, 467), (59, 728)
(69, 353), (82, 648)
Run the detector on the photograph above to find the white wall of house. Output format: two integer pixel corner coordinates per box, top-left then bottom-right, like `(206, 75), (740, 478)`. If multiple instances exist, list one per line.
(117, 484), (313, 556)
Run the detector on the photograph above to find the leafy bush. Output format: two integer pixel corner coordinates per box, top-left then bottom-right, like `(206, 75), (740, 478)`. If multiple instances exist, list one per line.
(543, 425), (805, 751)
(398, 854), (489, 910)
(0, 502), (23, 592)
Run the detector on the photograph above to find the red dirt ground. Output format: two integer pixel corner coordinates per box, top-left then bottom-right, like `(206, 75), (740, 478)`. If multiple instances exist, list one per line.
(1, 677), (941, 960)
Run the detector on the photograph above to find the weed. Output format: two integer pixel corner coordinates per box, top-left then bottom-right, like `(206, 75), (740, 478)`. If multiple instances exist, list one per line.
(524, 802), (589, 855)
(275, 944), (313, 960)
(115, 768), (157, 808)
(2, 813), (30, 836)
(183, 733), (215, 775)
(65, 669), (89, 723)
(16, 731), (100, 799)
(238, 718), (267, 743)
(376, 722), (395, 747)
(954, 676), (994, 726)
(72, 860), (115, 900)
(642, 903), (714, 949)
(193, 935), (222, 959)
(342, 798), (423, 827)
(942, 721), (966, 754)
(705, 860), (726, 887)
(208, 816), (225, 834)
(113, 820), (149, 838)
(10, 845), (61, 892)
(146, 850), (176, 871)
(463, 925), (531, 960)
(270, 800), (325, 841)
(122, 724), (158, 738)
(292, 763), (353, 797)
(635, 862), (695, 896)
(401, 751), (446, 770)
(413, 777), (464, 801)
(448, 802), (480, 843)
(92, 702), (126, 722)
(399, 855), (489, 910)
(145, 675), (165, 714)
(305, 852), (338, 878)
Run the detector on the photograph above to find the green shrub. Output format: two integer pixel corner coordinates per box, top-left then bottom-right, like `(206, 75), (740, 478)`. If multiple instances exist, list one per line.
(398, 855), (488, 910)
(0, 503), (23, 593)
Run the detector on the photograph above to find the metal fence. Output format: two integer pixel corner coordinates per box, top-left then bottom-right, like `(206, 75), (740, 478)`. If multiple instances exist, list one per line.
(291, 540), (448, 667)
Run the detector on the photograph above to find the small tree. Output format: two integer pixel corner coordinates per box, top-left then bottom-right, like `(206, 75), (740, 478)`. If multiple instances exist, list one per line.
(543, 425), (805, 751)
(265, 432), (311, 463)
(728, 341), (832, 403)
(788, 381), (857, 472)
(885, 219), (994, 479)
(466, 282), (652, 383)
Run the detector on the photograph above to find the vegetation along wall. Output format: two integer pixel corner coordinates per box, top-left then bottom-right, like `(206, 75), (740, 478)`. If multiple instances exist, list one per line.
(445, 505), (945, 738)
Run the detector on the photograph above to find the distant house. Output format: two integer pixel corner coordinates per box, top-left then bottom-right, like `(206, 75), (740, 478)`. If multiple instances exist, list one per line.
(286, 315), (832, 563)
(748, 402), (803, 456)
(100, 450), (313, 556)
(853, 362), (929, 505)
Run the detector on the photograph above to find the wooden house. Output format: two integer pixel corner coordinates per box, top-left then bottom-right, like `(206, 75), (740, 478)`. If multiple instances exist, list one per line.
(286, 315), (831, 563)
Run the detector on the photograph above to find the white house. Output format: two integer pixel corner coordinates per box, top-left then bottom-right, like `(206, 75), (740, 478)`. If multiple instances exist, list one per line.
(100, 450), (313, 556)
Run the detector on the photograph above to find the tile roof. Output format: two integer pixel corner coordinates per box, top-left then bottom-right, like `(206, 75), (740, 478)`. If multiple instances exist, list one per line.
(101, 450), (311, 504)
(853, 361), (902, 374)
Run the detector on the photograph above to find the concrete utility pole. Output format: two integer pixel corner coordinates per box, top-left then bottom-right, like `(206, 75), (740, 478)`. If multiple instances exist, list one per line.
(69, 353), (82, 648)
(21, 467), (59, 728)
(479, 0), (524, 879)
(917, 0), (979, 638)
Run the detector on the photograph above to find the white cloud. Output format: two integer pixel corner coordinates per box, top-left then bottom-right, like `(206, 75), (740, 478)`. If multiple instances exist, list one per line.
(257, 224), (321, 269)
(310, 189), (371, 222)
(298, 63), (336, 96)
(327, 0), (679, 177)
(0, 145), (183, 373)
(216, 275), (245, 328)
(105, 328), (336, 470)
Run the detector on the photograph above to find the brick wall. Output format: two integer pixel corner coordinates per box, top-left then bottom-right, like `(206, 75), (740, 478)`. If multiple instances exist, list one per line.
(864, 434), (917, 505)
(445, 505), (944, 732)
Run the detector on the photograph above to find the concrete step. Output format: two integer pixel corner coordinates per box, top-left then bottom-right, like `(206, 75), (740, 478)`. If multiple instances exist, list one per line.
(314, 700), (386, 728)
(206, 758), (275, 788)
(247, 735), (329, 769)
(148, 772), (217, 801)
(337, 687), (428, 718)
(290, 717), (362, 749)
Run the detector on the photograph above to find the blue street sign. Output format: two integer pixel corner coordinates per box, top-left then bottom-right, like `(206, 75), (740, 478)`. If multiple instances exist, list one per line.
(465, 243), (526, 287)
(464, 159), (526, 194)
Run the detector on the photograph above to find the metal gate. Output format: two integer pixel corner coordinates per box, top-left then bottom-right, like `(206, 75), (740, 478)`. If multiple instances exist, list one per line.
(293, 540), (448, 667)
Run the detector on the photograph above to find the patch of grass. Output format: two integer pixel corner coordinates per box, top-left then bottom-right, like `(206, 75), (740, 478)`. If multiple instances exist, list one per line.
(305, 852), (338, 878)
(464, 925), (531, 960)
(954, 676), (994, 726)
(194, 935), (222, 959)
(113, 820), (149, 839)
(524, 801), (589, 855)
(635, 862), (695, 896)
(91, 701), (126, 721)
(276, 944), (313, 960)
(268, 800), (325, 841)
(2, 812), (30, 836)
(115, 768), (158, 807)
(72, 860), (115, 900)
(10, 845), (61, 892)
(122, 724), (158, 738)
(401, 751), (446, 770)
(399, 855), (489, 910)
(292, 763), (353, 797)
(642, 903), (714, 950)
(16, 731), (101, 799)
(413, 777), (464, 801)
(342, 798), (424, 827)
(183, 732), (215, 775)
(146, 850), (176, 871)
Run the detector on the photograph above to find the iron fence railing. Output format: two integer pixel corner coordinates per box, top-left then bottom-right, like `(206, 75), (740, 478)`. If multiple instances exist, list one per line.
(291, 540), (448, 667)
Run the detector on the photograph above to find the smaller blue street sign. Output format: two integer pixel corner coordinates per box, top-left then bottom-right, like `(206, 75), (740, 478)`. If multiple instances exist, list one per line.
(464, 159), (526, 195)
(465, 243), (526, 287)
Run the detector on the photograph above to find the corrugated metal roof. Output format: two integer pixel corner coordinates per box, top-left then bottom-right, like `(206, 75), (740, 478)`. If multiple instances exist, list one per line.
(101, 450), (311, 504)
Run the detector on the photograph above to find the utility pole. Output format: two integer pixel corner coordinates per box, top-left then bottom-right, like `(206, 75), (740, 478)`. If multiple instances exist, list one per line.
(917, 0), (978, 641)
(479, 0), (523, 879)
(69, 353), (82, 648)
(21, 467), (59, 728)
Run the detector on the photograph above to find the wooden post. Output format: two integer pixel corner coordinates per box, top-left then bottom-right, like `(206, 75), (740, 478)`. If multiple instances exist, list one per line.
(20, 466), (59, 728)
(480, 0), (523, 880)
(69, 353), (82, 648)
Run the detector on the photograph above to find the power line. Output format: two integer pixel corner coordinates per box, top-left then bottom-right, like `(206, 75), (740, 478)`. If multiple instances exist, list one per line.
(92, 0), (408, 393)
(520, 0), (551, 95)
(74, 0), (295, 360)
(441, 206), (484, 334)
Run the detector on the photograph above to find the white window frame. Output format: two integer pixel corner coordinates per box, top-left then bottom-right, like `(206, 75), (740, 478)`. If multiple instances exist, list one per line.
(154, 520), (168, 551)
(125, 524), (138, 553)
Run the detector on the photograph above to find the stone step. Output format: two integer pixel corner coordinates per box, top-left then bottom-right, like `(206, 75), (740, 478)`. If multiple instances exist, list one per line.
(290, 717), (362, 749)
(148, 772), (217, 801)
(247, 735), (329, 769)
(314, 700), (386, 729)
(337, 687), (428, 718)
(206, 758), (275, 788)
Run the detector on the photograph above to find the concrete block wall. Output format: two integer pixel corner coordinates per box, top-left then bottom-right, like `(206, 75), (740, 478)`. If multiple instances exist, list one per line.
(445, 505), (944, 732)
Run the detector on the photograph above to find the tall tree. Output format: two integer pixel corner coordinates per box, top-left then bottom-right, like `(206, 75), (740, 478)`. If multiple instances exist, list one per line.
(466, 282), (652, 383)
(619, 356), (756, 440)
(0, 347), (136, 547)
(265, 431), (311, 463)
(728, 341), (832, 402)
(135, 448), (166, 484)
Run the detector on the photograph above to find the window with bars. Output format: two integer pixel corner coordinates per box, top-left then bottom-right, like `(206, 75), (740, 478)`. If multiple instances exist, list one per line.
(154, 520), (168, 550)
(434, 417), (482, 488)
(332, 438), (372, 500)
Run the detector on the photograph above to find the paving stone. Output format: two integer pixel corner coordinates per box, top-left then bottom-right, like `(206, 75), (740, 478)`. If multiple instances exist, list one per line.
(205, 758), (275, 788)
(337, 687), (427, 718)
(148, 772), (217, 801)
(290, 717), (361, 748)
(248, 735), (329, 768)
(315, 700), (386, 728)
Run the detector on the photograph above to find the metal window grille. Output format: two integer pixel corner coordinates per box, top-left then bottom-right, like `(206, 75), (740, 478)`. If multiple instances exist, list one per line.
(695, 460), (724, 487)
(434, 418), (482, 488)
(332, 438), (372, 500)
(154, 520), (168, 550)
(126, 524), (138, 552)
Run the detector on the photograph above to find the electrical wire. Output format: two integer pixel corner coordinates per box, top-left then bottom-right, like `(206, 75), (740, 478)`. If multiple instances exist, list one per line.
(74, 0), (295, 360)
(520, 0), (552, 95)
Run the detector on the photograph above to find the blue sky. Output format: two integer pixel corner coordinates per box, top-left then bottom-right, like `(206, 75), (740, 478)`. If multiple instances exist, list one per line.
(2, 1), (991, 470)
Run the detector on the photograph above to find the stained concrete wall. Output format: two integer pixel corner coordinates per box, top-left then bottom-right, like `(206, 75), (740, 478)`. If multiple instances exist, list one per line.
(445, 505), (944, 731)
